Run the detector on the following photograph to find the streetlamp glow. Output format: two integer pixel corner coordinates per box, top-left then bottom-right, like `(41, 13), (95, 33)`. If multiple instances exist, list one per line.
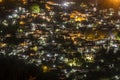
(109, 0), (120, 4)
(0, 0), (2, 3)
(113, 0), (120, 3)
(109, 0), (120, 8)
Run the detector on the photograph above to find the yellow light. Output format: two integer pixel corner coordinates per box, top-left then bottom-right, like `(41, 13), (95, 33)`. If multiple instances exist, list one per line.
(42, 66), (49, 72)
(19, 21), (25, 25)
(0, 43), (7, 47)
(32, 46), (38, 52)
(0, 0), (2, 3)
(20, 42), (27, 46)
(84, 54), (95, 63)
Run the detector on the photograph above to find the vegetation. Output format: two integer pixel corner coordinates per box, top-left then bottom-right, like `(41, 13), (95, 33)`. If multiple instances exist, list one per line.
(30, 4), (40, 13)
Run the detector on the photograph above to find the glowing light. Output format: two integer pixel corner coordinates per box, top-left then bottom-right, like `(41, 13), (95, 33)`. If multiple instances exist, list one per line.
(70, 11), (87, 22)
(19, 21), (25, 25)
(0, 0), (2, 3)
(12, 14), (18, 18)
(63, 2), (69, 7)
(84, 54), (95, 63)
(109, 0), (120, 7)
(113, 0), (120, 3)
(32, 46), (38, 52)
(22, 0), (27, 4)
(0, 43), (7, 47)
(42, 66), (49, 72)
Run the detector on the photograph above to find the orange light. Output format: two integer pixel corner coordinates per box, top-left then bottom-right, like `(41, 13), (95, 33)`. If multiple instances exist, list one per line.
(113, 0), (120, 3)
(109, 0), (120, 5)
(22, 0), (27, 4)
(0, 0), (2, 3)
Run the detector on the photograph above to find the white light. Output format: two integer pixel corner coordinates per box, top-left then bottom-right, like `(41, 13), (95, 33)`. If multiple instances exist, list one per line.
(47, 54), (51, 57)
(53, 65), (56, 68)
(8, 15), (12, 19)
(12, 13), (18, 18)
(2, 20), (8, 26)
(64, 70), (67, 74)
(54, 54), (58, 56)
(93, 7), (97, 12)
(37, 60), (41, 63)
(115, 75), (119, 80)
(63, 2), (69, 7)
(18, 7), (22, 11)
(60, 56), (64, 60)
(43, 58), (45, 61)
(88, 24), (92, 27)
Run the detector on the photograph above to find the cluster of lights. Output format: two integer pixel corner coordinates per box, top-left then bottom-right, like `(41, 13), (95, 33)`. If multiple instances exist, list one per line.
(0, 0), (120, 79)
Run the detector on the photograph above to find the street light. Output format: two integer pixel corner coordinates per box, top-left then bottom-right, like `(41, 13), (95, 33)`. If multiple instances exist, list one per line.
(63, 2), (69, 7)
(62, 1), (70, 13)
